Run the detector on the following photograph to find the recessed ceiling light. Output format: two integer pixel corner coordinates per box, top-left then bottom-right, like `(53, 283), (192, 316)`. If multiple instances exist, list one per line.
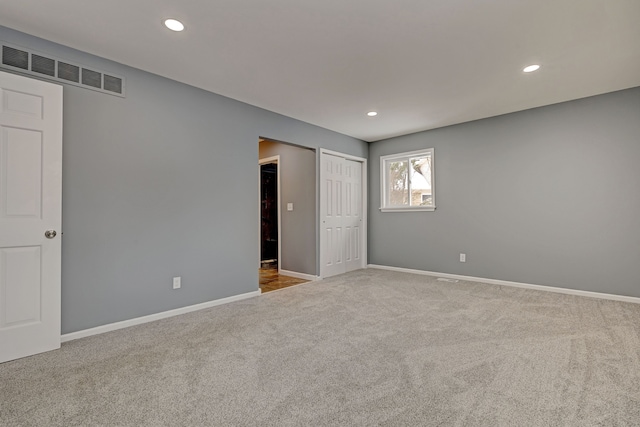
(367, 111), (378, 117)
(523, 64), (540, 73)
(164, 19), (185, 32)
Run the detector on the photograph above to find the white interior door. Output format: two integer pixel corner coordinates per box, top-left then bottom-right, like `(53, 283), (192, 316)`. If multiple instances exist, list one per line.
(0, 71), (63, 363)
(320, 151), (365, 278)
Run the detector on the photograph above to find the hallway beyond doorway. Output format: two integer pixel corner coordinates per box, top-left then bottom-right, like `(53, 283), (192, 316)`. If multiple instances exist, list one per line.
(259, 265), (309, 293)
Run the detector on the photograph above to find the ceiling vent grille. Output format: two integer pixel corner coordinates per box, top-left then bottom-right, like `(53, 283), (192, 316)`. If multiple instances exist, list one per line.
(0, 41), (125, 97)
(2, 45), (28, 70)
(58, 61), (80, 83)
(32, 54), (56, 76)
(81, 68), (101, 88)
(103, 74), (123, 94)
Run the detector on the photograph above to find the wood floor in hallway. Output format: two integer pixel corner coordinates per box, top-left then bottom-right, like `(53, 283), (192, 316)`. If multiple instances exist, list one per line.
(259, 267), (309, 293)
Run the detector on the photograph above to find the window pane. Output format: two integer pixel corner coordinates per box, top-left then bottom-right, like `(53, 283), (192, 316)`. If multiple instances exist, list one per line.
(409, 155), (432, 206)
(381, 149), (434, 211)
(387, 160), (409, 206)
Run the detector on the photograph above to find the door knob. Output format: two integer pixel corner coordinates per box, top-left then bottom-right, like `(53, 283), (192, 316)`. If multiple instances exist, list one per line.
(44, 230), (57, 239)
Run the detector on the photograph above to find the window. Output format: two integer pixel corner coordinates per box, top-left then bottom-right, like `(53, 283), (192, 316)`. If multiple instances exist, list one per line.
(380, 148), (435, 211)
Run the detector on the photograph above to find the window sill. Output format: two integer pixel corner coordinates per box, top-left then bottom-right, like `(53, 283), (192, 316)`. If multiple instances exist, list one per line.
(379, 206), (436, 212)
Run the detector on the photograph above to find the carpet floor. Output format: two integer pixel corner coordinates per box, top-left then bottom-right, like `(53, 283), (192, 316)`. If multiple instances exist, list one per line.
(1, 269), (640, 426)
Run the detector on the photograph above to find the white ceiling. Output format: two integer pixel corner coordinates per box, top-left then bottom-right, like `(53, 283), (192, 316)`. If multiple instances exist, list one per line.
(1, 0), (639, 142)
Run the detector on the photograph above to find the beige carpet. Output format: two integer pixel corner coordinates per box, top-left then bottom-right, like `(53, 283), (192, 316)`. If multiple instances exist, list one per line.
(1, 269), (640, 426)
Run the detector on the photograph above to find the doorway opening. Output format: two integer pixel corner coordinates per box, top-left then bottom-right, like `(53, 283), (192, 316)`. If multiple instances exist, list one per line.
(260, 161), (279, 269)
(259, 138), (316, 293)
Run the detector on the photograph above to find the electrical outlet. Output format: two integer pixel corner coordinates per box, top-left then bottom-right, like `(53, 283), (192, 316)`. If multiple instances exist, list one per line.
(459, 253), (466, 263)
(173, 276), (181, 289)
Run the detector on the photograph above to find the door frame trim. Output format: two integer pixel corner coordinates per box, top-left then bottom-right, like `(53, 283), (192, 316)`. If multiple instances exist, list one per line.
(318, 148), (368, 279)
(259, 155), (281, 274)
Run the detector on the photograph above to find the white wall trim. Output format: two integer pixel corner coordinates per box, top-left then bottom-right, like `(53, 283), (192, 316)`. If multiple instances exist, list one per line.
(367, 264), (640, 304)
(279, 269), (319, 281)
(259, 155), (280, 164)
(61, 290), (261, 343)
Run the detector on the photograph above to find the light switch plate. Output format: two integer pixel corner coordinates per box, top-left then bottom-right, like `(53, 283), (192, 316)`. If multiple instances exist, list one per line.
(287, 203), (293, 211)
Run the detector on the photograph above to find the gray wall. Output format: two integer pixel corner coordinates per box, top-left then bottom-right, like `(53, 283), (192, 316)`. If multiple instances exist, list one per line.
(369, 87), (640, 298)
(0, 26), (367, 334)
(259, 140), (316, 275)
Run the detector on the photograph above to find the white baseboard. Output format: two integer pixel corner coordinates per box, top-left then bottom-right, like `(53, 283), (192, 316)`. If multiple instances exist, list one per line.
(367, 264), (640, 305)
(61, 290), (262, 343)
(279, 269), (319, 281)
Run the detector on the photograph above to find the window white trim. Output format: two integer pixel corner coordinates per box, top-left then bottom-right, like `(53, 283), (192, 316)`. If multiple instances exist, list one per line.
(379, 206), (436, 212)
(380, 148), (435, 212)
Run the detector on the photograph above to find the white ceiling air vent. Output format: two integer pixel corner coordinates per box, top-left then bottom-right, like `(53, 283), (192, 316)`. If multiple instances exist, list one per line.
(0, 41), (125, 97)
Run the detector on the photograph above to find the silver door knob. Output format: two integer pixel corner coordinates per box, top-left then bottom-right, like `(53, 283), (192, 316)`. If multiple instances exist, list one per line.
(44, 230), (57, 239)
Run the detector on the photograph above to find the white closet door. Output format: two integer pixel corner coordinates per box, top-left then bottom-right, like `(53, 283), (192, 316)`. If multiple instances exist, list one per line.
(320, 153), (345, 278)
(0, 71), (63, 363)
(320, 152), (364, 278)
(344, 159), (362, 273)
